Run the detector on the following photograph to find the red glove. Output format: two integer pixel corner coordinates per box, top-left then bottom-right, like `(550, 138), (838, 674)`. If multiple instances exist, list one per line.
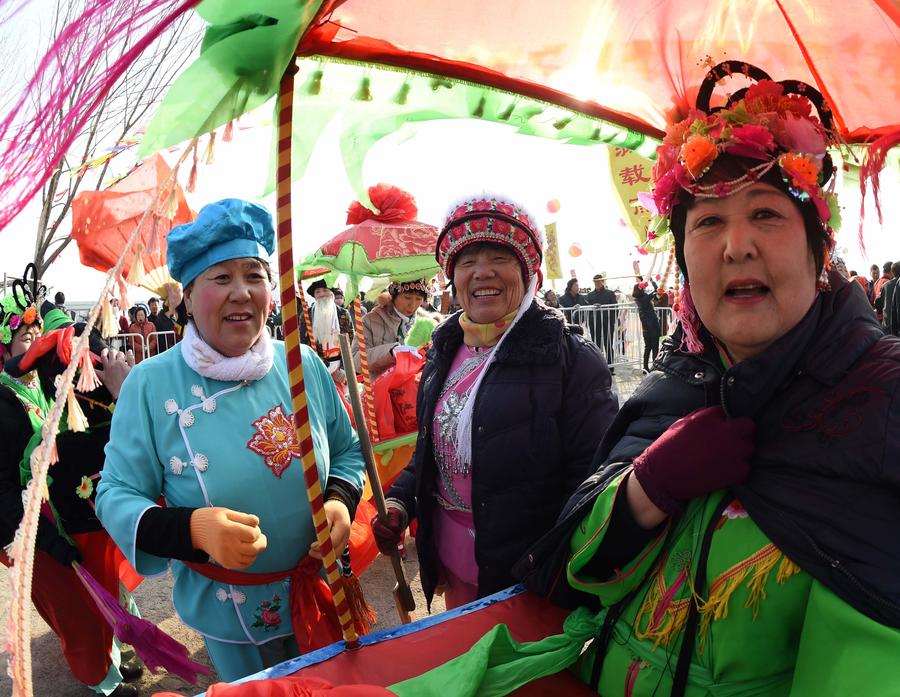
(632, 405), (755, 515)
(370, 506), (407, 555)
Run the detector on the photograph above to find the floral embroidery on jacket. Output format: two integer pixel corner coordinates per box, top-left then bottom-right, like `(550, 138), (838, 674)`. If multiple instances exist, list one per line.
(246, 405), (301, 478)
(251, 594), (282, 631)
(75, 476), (94, 499)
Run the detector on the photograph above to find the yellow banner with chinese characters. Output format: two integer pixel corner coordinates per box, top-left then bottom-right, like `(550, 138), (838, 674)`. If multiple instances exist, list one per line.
(607, 146), (668, 252)
(543, 222), (562, 280)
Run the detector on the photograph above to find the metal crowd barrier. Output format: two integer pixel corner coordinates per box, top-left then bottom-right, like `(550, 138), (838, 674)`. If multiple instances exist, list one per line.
(148, 330), (177, 354)
(561, 303), (675, 369)
(107, 331), (178, 361)
(108, 333), (147, 360)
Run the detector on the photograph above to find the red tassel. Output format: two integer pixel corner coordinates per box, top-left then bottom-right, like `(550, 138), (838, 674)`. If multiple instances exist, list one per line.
(343, 572), (376, 635)
(676, 283), (705, 354)
(858, 128), (900, 252)
(223, 119), (234, 142)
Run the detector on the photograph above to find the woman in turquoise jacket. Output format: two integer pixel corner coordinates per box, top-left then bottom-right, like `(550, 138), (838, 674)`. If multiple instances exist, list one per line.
(96, 199), (366, 682)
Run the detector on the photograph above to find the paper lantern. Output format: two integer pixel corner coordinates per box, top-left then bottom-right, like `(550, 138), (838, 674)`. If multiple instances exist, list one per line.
(546, 198), (560, 213)
(568, 243), (582, 258)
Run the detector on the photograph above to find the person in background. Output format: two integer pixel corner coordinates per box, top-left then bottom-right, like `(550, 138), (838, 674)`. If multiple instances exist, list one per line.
(632, 276), (661, 372)
(879, 261), (900, 336)
(127, 304), (156, 363)
(587, 273), (617, 366)
(873, 261), (894, 323)
(96, 199), (365, 682)
(1, 281), (141, 697)
(558, 278), (587, 309)
(542, 289), (560, 308)
(371, 196), (618, 610)
(868, 263), (880, 303)
(54, 290), (75, 320)
(352, 279), (434, 379)
(147, 297), (160, 326)
(302, 280), (352, 371)
(654, 286), (672, 336)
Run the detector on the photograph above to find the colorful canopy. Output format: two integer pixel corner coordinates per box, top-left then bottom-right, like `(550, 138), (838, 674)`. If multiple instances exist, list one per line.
(138, 0), (899, 163)
(297, 184), (439, 295)
(70, 153), (193, 295)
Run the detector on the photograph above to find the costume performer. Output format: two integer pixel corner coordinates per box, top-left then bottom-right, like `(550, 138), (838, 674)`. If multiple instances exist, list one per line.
(524, 64), (900, 696)
(0, 269), (142, 697)
(96, 199), (366, 682)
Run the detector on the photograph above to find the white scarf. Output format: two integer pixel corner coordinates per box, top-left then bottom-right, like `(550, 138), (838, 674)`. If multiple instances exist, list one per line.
(312, 296), (341, 354)
(393, 306), (416, 340)
(181, 322), (274, 382)
(454, 275), (538, 467)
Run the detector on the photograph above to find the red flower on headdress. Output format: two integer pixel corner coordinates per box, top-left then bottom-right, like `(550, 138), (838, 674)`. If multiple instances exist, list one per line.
(726, 124), (776, 159)
(496, 202), (515, 217)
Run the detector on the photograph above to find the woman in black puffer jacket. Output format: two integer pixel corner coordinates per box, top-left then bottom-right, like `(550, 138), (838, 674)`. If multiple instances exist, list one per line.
(370, 196), (618, 610)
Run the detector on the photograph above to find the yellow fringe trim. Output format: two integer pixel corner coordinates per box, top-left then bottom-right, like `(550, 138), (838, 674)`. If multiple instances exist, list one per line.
(635, 562), (691, 649)
(631, 544), (804, 654)
(777, 555), (802, 584)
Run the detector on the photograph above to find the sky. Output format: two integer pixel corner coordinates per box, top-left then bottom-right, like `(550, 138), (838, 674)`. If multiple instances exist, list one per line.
(0, 6), (897, 306)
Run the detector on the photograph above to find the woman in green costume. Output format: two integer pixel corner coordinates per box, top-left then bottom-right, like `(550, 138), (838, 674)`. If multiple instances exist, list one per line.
(554, 64), (900, 696)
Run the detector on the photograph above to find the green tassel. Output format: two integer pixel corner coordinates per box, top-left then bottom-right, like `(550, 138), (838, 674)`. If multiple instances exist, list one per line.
(589, 128), (602, 141)
(472, 95), (486, 118)
(553, 115), (574, 130)
(353, 77), (372, 101)
(393, 82), (411, 105)
(429, 77), (454, 91)
(498, 102), (516, 121)
(304, 70), (323, 95)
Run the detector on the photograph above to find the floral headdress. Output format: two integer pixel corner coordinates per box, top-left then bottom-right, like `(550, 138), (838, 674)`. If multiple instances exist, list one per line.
(0, 263), (44, 347)
(639, 61), (841, 242)
(638, 62), (842, 354)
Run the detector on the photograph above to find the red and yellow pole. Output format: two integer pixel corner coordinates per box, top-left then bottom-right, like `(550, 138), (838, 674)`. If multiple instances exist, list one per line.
(352, 296), (379, 442)
(276, 59), (357, 646)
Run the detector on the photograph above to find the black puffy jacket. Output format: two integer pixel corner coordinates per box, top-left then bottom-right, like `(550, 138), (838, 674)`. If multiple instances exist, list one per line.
(387, 300), (619, 608)
(518, 273), (900, 627)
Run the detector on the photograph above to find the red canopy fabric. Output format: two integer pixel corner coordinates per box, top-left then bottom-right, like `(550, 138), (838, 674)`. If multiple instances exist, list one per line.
(302, 0), (900, 143)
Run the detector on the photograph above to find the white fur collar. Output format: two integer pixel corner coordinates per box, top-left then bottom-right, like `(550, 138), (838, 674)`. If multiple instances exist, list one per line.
(181, 322), (274, 382)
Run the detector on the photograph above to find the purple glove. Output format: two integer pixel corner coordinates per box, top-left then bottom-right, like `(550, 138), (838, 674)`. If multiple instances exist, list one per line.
(632, 405), (755, 515)
(370, 505), (407, 555)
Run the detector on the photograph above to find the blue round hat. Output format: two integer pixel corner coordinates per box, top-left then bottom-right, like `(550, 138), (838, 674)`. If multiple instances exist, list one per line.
(167, 199), (275, 286)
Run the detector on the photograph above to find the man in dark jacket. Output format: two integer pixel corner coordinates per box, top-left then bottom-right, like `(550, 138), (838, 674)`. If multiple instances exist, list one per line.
(586, 273), (617, 365)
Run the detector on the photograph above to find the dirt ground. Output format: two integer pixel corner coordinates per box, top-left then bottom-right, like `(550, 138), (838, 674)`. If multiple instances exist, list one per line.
(0, 540), (442, 697)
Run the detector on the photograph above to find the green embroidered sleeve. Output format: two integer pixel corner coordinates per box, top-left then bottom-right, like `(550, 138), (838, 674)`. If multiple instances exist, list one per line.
(567, 470), (669, 606)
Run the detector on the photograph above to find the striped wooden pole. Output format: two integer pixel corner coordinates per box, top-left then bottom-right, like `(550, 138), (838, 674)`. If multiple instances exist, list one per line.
(297, 280), (318, 353)
(352, 296), (380, 442)
(275, 59), (358, 646)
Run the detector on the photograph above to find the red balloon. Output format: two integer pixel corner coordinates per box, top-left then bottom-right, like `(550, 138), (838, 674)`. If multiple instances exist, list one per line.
(568, 243), (583, 258)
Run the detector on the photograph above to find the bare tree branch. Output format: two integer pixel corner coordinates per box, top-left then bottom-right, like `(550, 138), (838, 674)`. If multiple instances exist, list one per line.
(31, 2), (202, 278)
